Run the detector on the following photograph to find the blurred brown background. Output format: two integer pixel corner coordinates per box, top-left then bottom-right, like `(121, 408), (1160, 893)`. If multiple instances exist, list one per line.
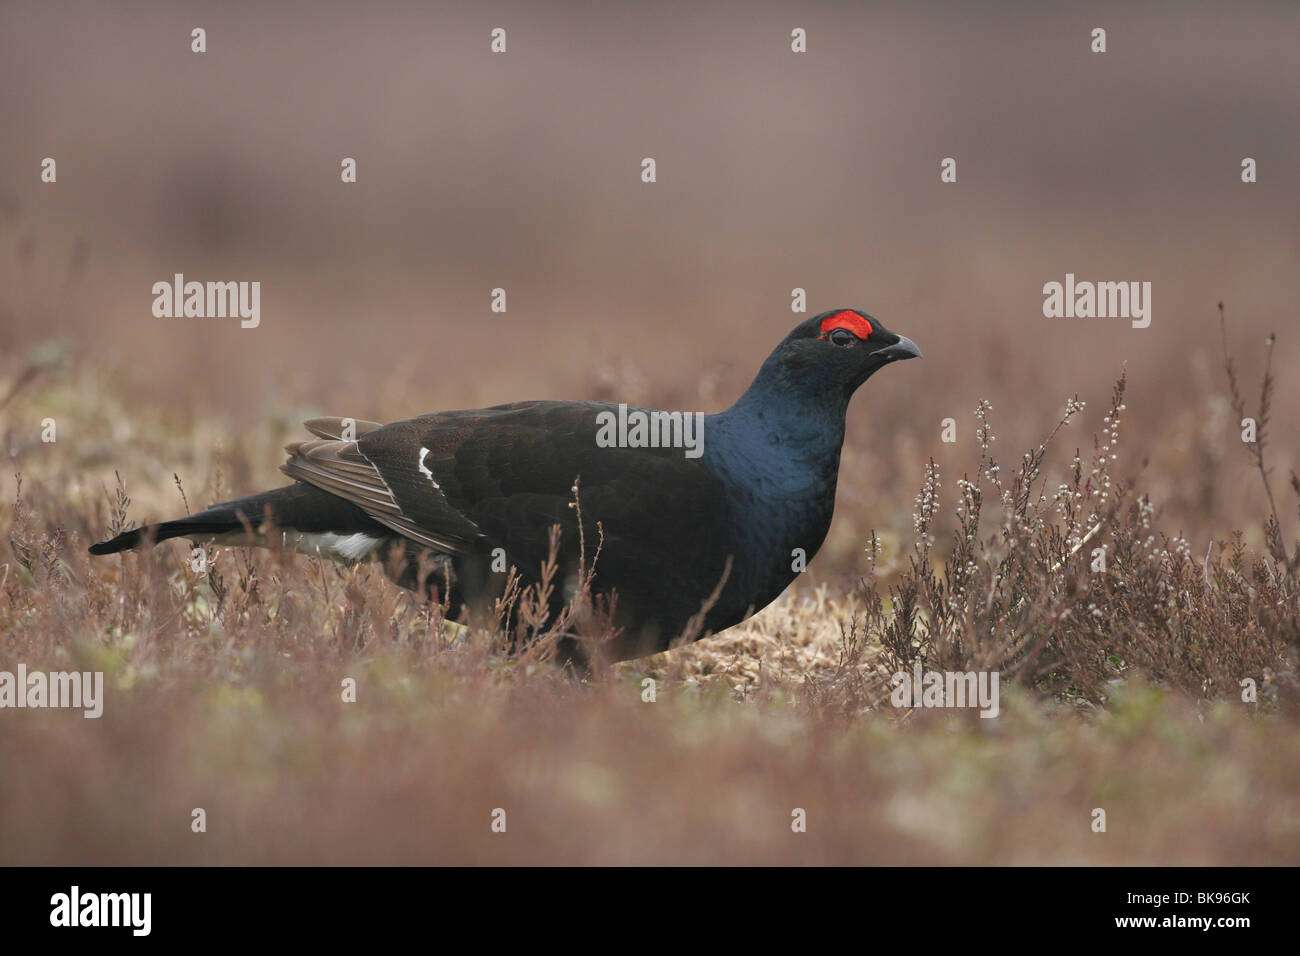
(2, 0), (1297, 552)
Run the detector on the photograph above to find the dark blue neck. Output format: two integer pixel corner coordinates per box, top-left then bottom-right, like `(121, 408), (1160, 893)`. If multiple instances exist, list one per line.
(710, 354), (850, 489)
(697, 363), (850, 612)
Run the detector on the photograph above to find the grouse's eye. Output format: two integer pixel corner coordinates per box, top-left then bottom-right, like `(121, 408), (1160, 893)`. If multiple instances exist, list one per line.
(829, 328), (857, 347)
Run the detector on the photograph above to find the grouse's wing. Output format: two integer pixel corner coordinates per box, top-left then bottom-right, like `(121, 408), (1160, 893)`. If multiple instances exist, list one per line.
(286, 400), (727, 590)
(280, 423), (482, 554)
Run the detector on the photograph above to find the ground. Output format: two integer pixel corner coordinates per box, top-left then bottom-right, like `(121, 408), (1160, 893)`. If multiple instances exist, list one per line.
(2, 341), (1297, 865)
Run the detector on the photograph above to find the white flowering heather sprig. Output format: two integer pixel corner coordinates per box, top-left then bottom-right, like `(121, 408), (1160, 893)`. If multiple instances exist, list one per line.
(1058, 453), (1086, 548)
(913, 458), (941, 542)
(864, 530), (882, 581)
(1146, 532), (1197, 601)
(974, 399), (994, 451)
(1005, 394), (1089, 545)
(1033, 397), (1086, 487)
(1087, 376), (1128, 525)
(953, 475), (978, 522)
(973, 400), (1003, 496)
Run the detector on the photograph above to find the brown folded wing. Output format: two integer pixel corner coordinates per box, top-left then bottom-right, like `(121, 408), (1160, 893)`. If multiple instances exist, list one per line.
(281, 435), (473, 554)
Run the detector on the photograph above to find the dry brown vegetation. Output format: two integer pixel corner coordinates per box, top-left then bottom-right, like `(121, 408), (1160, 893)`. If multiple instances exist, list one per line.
(2, 312), (1297, 865)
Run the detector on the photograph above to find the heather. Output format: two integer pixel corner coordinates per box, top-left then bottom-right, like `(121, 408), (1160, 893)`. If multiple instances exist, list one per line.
(1, 311), (1296, 863)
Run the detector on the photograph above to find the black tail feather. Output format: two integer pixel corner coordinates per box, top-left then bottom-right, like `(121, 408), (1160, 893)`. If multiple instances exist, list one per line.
(87, 482), (385, 555)
(87, 517), (246, 555)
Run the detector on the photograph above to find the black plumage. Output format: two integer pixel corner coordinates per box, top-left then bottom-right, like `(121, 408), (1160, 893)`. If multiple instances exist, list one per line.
(90, 309), (920, 663)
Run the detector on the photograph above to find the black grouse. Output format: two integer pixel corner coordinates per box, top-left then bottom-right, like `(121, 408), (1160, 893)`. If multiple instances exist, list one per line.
(90, 309), (920, 663)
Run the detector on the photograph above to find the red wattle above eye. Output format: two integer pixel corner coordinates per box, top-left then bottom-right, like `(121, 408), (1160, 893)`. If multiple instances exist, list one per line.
(819, 311), (873, 340)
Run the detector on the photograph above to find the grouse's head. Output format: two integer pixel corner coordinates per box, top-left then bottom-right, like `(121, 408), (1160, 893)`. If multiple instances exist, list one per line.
(766, 309), (921, 398)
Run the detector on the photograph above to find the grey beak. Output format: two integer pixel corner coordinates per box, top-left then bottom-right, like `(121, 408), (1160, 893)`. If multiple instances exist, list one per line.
(876, 335), (922, 361)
